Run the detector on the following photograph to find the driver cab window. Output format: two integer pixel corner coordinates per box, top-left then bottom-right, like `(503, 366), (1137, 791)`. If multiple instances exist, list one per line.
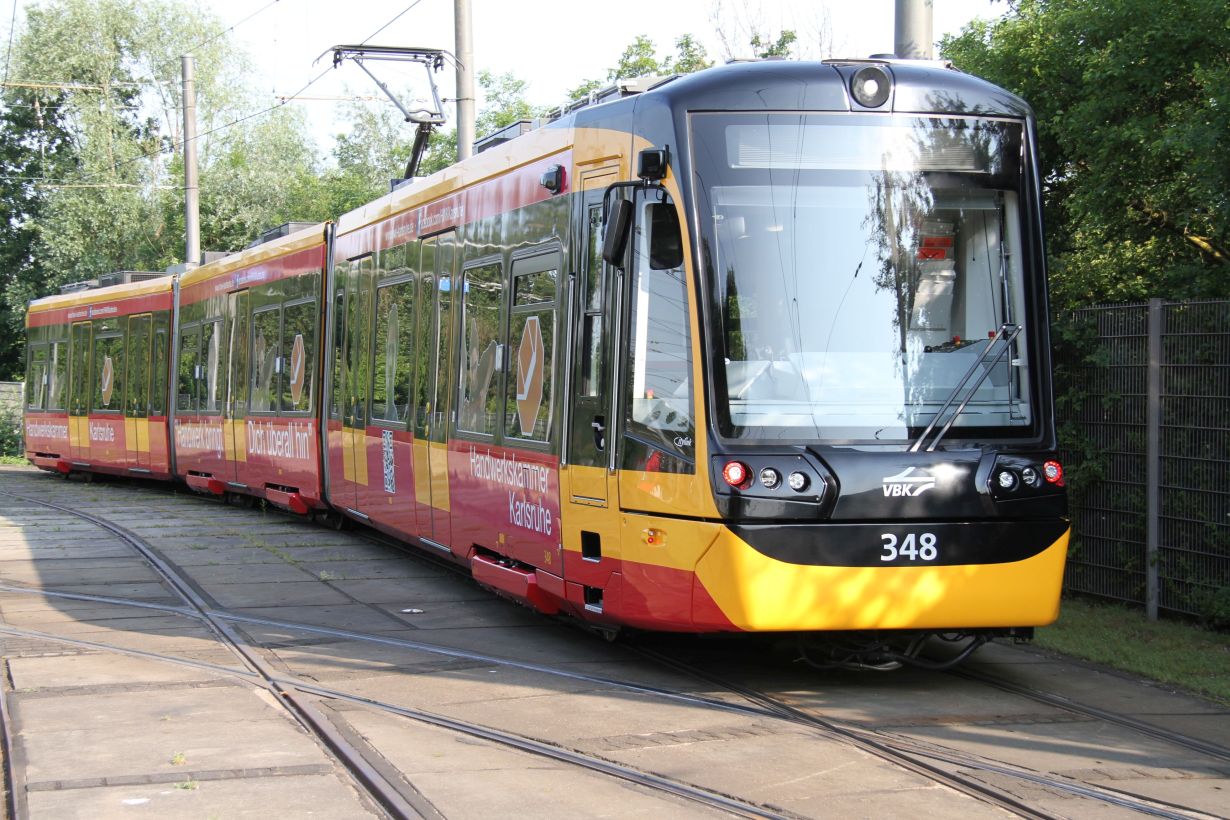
(622, 192), (694, 473)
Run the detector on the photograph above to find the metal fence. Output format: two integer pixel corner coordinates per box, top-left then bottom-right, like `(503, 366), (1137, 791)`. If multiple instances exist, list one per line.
(1055, 299), (1230, 619)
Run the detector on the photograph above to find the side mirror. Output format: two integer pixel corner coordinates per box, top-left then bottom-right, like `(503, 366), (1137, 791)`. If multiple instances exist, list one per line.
(602, 198), (633, 268)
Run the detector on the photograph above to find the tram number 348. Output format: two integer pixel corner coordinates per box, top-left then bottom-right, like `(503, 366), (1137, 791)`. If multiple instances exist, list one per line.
(880, 532), (939, 562)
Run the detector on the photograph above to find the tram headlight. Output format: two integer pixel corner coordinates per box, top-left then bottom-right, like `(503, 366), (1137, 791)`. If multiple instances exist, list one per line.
(1021, 466), (1040, 487)
(788, 471), (810, 492)
(759, 467), (782, 490)
(995, 469), (1019, 492)
(851, 65), (891, 108)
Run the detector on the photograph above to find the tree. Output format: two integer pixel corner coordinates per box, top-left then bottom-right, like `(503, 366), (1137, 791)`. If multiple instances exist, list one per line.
(475, 70), (539, 136)
(564, 33), (713, 106)
(941, 0), (1230, 307)
(709, 0), (833, 61)
(751, 30), (797, 59)
(609, 35), (664, 81)
(0, 92), (73, 378)
(0, 0), (325, 378)
(669, 34), (714, 74)
(8, 0), (239, 279)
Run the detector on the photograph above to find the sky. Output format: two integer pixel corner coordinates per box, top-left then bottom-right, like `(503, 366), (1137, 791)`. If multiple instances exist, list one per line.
(203, 0), (1006, 151)
(4, 0), (1006, 152)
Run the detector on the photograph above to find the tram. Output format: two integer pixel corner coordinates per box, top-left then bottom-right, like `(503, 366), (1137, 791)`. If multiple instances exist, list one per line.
(23, 58), (1069, 647)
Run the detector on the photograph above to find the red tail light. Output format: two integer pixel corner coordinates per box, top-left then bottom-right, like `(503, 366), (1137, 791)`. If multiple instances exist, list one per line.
(722, 461), (751, 489)
(1043, 460), (1064, 486)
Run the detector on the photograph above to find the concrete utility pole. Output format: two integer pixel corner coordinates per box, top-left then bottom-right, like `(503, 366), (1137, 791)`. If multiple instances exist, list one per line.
(454, 0), (475, 161)
(182, 55), (200, 268)
(894, 0), (934, 59)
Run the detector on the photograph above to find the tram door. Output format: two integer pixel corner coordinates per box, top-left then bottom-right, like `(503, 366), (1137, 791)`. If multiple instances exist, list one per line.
(125, 314), (152, 470)
(224, 290), (249, 483)
(562, 168), (623, 588)
(340, 256), (374, 514)
(567, 173), (620, 505)
(412, 233), (454, 548)
(68, 321), (92, 462)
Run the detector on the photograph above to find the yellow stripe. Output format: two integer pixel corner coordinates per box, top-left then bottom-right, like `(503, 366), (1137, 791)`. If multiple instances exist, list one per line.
(28, 276), (173, 315)
(341, 427), (354, 482)
(179, 222), (328, 291)
(696, 529), (1071, 632)
(137, 418), (149, 454)
(429, 440), (449, 512)
(352, 427), (369, 486)
(413, 439), (431, 507)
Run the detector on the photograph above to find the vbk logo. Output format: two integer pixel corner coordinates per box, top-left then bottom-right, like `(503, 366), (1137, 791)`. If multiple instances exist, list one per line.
(882, 467), (938, 497)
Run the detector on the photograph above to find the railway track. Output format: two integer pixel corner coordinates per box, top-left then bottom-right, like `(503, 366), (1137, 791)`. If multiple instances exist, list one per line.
(0, 487), (797, 819)
(6, 572), (1225, 820)
(629, 644), (1226, 820)
(2, 477), (1228, 819)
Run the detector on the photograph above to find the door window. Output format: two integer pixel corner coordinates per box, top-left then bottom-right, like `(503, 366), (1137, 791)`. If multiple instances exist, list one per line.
(93, 333), (125, 413)
(281, 300), (316, 413)
(126, 315), (151, 418)
(372, 280), (415, 423)
(250, 308), (281, 413)
(458, 262), (503, 436)
(177, 327), (199, 413)
(622, 192), (694, 471)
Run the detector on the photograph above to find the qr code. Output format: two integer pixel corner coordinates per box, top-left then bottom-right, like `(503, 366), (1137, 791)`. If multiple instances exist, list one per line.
(381, 429), (396, 494)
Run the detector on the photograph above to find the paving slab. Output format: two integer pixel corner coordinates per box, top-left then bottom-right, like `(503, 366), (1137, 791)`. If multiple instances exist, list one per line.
(338, 705), (728, 818)
(201, 580), (355, 608)
(9, 653), (232, 690)
(15, 686), (330, 783)
(229, 603), (414, 633)
(27, 772), (378, 819)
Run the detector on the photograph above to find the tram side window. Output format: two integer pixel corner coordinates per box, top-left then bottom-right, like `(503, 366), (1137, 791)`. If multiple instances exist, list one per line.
(280, 300), (315, 414)
(48, 341), (67, 411)
(330, 288), (345, 419)
(581, 205), (604, 397)
(372, 280), (415, 423)
(412, 265), (435, 436)
(126, 315), (151, 418)
(178, 327), (199, 413)
(458, 262), (503, 436)
(150, 321), (168, 416)
(622, 194), (695, 471)
(92, 332), (125, 413)
(25, 345), (47, 410)
(250, 307), (281, 414)
(69, 323), (91, 416)
(199, 320), (222, 415)
(228, 293), (249, 417)
(504, 261), (557, 442)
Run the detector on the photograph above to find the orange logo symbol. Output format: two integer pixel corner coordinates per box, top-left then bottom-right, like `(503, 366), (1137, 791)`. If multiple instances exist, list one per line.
(100, 355), (114, 407)
(515, 316), (544, 436)
(289, 334), (306, 406)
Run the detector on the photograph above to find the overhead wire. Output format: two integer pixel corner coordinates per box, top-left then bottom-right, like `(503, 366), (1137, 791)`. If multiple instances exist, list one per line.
(14, 0), (427, 189)
(174, 0), (282, 63)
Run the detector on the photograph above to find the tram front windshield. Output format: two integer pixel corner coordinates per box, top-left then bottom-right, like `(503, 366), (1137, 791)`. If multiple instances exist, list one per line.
(692, 113), (1035, 443)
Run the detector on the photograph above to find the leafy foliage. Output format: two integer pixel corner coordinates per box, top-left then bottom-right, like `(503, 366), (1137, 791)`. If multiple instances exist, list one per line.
(0, 91), (73, 378)
(941, 0), (1230, 309)
(565, 34), (715, 106)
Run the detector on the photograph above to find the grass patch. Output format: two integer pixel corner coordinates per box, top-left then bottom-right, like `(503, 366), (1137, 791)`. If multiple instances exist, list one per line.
(0, 456), (28, 465)
(1035, 596), (1230, 705)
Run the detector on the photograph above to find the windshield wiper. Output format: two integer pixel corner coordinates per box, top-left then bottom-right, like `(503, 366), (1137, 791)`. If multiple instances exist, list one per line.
(909, 323), (1022, 453)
